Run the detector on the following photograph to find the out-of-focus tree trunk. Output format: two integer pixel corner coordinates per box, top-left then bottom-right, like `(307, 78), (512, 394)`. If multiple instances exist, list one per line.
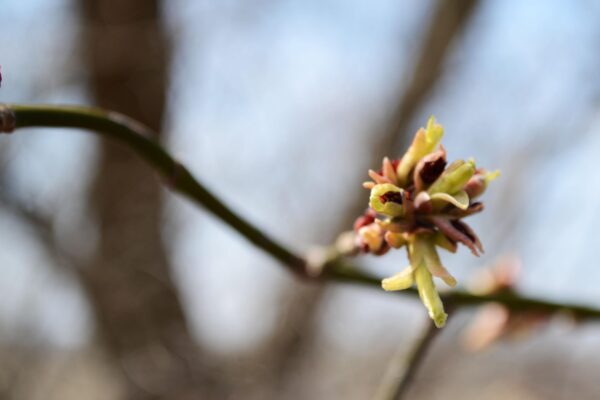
(79, 1), (216, 398)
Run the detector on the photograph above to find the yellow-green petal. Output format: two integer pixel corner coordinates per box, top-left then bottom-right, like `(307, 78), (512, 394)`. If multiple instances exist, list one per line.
(413, 235), (457, 287)
(414, 264), (447, 328)
(357, 225), (384, 252)
(430, 190), (470, 210)
(396, 116), (444, 185)
(382, 266), (414, 291)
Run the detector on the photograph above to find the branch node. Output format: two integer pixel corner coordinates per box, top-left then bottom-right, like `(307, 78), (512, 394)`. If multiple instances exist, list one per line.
(0, 105), (16, 134)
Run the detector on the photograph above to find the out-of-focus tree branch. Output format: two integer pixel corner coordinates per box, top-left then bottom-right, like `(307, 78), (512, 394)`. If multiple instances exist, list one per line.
(0, 187), (80, 270)
(373, 320), (440, 400)
(380, 0), (479, 153)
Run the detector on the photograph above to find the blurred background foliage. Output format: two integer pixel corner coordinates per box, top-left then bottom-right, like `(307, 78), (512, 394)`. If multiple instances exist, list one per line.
(1, 0), (600, 399)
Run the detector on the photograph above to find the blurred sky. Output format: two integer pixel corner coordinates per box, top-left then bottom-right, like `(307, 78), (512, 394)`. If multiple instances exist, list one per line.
(1, 0), (600, 357)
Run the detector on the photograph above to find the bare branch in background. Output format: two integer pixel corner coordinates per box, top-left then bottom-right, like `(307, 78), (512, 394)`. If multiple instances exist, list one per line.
(373, 320), (440, 400)
(0, 186), (79, 271)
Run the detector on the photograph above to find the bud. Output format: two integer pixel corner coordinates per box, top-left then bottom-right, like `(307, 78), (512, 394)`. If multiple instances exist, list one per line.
(396, 116), (444, 185)
(428, 159), (476, 196)
(464, 169), (500, 198)
(413, 147), (447, 192)
(369, 183), (404, 217)
(382, 266), (414, 291)
(462, 256), (551, 350)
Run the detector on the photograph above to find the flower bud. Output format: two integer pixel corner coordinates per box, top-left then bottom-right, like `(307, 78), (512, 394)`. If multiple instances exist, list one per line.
(369, 183), (404, 217)
(382, 266), (414, 291)
(413, 147), (447, 192)
(396, 116), (444, 185)
(428, 159), (476, 196)
(357, 224), (384, 253)
(464, 169), (500, 198)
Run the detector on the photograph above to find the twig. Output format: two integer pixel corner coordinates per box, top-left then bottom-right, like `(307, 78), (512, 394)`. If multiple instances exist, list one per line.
(372, 320), (439, 400)
(326, 263), (600, 320)
(2, 104), (600, 321)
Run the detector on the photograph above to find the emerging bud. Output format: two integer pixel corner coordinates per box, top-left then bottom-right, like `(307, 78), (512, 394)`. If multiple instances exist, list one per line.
(464, 169), (500, 199)
(413, 147), (447, 193)
(357, 225), (383, 252)
(428, 159), (476, 196)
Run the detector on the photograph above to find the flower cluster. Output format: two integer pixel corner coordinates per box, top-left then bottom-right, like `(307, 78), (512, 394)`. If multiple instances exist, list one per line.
(354, 117), (498, 327)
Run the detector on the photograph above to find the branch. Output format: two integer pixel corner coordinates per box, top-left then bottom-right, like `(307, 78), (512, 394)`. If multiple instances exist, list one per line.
(326, 262), (600, 320)
(2, 103), (600, 321)
(373, 320), (440, 400)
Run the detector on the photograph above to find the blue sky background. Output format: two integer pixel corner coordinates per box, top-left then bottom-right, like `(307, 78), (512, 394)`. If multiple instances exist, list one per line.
(1, 0), (600, 370)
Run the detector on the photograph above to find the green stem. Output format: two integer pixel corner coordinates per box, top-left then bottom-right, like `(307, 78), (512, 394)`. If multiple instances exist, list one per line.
(2, 104), (600, 321)
(326, 264), (600, 320)
(5, 104), (306, 274)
